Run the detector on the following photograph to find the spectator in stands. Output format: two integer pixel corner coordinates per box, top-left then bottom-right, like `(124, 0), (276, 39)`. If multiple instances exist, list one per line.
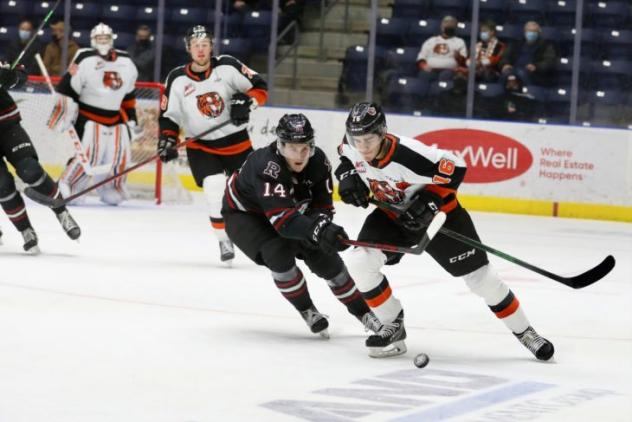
(128, 25), (155, 82)
(42, 21), (79, 76)
(499, 21), (556, 87)
(467, 20), (504, 82)
(232, 0), (261, 13)
(436, 72), (468, 117)
(416, 15), (468, 85)
(5, 20), (42, 76)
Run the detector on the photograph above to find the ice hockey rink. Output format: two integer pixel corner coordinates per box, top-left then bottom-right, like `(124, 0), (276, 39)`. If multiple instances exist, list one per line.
(0, 195), (630, 422)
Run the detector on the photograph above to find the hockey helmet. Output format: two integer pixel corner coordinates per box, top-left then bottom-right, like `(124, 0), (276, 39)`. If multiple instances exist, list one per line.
(90, 23), (114, 56)
(184, 25), (213, 52)
(276, 113), (316, 157)
(345, 102), (387, 139)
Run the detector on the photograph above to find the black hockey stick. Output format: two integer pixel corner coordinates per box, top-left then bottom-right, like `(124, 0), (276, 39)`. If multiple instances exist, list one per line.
(25, 120), (232, 208)
(342, 211), (446, 255)
(369, 198), (615, 289)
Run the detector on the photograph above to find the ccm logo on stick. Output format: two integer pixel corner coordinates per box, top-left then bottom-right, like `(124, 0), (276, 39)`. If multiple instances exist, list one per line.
(449, 249), (476, 263)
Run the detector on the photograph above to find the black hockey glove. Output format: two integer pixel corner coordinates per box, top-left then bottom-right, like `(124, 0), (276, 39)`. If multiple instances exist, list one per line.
(157, 134), (178, 163)
(230, 92), (253, 126)
(0, 64), (27, 90)
(334, 159), (369, 208)
(309, 215), (350, 255)
(399, 190), (443, 232)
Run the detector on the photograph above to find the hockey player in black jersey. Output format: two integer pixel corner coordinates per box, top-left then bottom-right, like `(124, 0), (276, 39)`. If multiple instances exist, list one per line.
(336, 102), (554, 360)
(0, 63), (81, 253)
(159, 25), (268, 265)
(222, 113), (381, 338)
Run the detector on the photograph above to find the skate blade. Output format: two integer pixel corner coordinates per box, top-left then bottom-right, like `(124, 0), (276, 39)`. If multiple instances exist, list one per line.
(368, 340), (407, 358)
(318, 329), (330, 339)
(26, 246), (41, 255)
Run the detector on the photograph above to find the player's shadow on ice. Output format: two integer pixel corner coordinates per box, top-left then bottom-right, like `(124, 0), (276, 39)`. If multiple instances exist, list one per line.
(0, 251), (77, 258)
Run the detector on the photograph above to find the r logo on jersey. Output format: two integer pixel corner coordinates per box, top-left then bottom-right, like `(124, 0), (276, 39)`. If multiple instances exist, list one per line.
(196, 92), (225, 118)
(103, 71), (123, 90)
(368, 179), (405, 204)
(263, 161), (281, 179)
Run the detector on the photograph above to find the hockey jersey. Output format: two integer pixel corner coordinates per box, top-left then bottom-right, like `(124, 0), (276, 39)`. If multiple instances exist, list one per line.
(338, 133), (466, 213)
(56, 48), (138, 126)
(0, 87), (20, 128)
(225, 142), (334, 239)
(159, 55), (267, 155)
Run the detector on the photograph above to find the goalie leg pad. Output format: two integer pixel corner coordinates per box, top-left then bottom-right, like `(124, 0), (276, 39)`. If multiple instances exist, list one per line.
(95, 124), (130, 205)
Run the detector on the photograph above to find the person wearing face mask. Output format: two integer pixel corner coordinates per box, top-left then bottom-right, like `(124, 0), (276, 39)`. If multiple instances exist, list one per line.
(416, 15), (468, 85)
(498, 21), (556, 87)
(127, 25), (155, 82)
(5, 20), (43, 76)
(467, 21), (505, 82)
(42, 21), (80, 76)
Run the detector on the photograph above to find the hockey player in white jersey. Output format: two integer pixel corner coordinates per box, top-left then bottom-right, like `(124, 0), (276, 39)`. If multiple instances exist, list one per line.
(336, 102), (554, 361)
(158, 25), (267, 264)
(48, 23), (139, 206)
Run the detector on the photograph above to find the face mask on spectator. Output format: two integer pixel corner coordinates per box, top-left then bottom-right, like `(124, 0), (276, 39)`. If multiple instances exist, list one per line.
(480, 31), (490, 42)
(19, 30), (32, 41)
(138, 38), (151, 47)
(525, 31), (539, 43)
(443, 27), (456, 37)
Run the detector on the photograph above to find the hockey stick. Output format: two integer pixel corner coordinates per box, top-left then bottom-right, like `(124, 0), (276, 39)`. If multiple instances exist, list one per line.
(34, 53), (111, 176)
(25, 120), (232, 208)
(369, 198), (615, 289)
(342, 211), (446, 255)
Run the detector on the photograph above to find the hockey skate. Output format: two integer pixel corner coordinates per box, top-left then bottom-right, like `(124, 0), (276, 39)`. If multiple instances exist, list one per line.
(300, 306), (330, 338)
(358, 311), (382, 334)
(56, 210), (81, 240)
(21, 228), (40, 254)
(366, 310), (407, 358)
(219, 239), (235, 262)
(515, 326), (555, 361)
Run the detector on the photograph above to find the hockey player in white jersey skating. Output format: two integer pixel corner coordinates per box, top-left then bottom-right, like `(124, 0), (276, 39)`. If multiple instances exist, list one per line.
(336, 102), (554, 361)
(158, 25), (267, 264)
(48, 23), (139, 206)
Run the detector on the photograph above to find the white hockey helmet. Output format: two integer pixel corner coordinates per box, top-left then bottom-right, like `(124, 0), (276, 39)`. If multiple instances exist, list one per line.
(90, 23), (114, 56)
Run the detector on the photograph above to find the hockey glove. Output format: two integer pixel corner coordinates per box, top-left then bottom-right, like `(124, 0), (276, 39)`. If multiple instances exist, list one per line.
(0, 64), (26, 90)
(309, 215), (350, 255)
(335, 159), (369, 208)
(399, 190), (443, 232)
(157, 134), (179, 163)
(230, 92), (253, 126)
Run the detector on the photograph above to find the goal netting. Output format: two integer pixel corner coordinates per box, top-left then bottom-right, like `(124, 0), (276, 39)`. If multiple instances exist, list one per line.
(10, 77), (192, 204)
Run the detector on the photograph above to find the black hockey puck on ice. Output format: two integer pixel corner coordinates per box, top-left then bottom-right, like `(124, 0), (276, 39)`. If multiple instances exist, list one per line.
(413, 353), (430, 368)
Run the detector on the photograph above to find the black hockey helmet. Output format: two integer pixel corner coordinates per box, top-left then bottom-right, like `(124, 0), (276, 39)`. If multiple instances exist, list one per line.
(184, 25), (213, 51)
(345, 102), (387, 138)
(276, 113), (316, 157)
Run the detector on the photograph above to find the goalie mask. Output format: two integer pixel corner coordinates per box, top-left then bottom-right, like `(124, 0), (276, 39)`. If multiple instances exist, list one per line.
(184, 25), (213, 52)
(90, 23), (114, 56)
(345, 102), (387, 148)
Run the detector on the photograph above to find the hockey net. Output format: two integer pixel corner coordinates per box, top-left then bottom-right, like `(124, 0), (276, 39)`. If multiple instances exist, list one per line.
(10, 77), (191, 204)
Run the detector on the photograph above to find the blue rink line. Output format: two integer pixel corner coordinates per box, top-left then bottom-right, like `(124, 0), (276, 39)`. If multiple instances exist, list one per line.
(391, 381), (556, 422)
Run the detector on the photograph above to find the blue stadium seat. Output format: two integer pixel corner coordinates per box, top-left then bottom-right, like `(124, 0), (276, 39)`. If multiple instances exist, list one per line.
(495, 24), (523, 43)
(71, 29), (90, 47)
(545, 0), (577, 28)
(385, 46), (419, 77)
(432, 0), (469, 20)
(0, 25), (18, 44)
(509, 0), (546, 24)
(169, 7), (210, 25)
(589, 59), (632, 90)
(586, 89), (627, 126)
(556, 28), (600, 58)
(475, 82), (504, 98)
(376, 17), (408, 48)
(71, 2), (101, 28)
(340, 45), (385, 92)
(102, 4), (138, 21)
(600, 29), (632, 60)
(391, 0), (430, 19)
(587, 1), (631, 29)
(405, 18), (440, 47)
(545, 87), (571, 121)
(455, 21), (471, 45)
(217, 38), (252, 62)
(217, 13), (243, 39)
(521, 84), (548, 102)
(479, 0), (507, 23)
(113, 32), (135, 50)
(32, 0), (59, 17)
(554, 57), (574, 87)
(384, 76), (429, 113)
(241, 10), (272, 40)
(0, 0), (30, 18)
(136, 5), (157, 23)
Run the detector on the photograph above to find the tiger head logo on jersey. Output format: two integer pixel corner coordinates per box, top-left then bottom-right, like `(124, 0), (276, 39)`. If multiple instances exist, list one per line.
(196, 92), (225, 118)
(103, 71), (123, 90)
(432, 43), (450, 56)
(368, 179), (405, 204)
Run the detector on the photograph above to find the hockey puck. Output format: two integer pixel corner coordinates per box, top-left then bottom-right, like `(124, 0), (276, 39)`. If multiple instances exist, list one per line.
(413, 353), (430, 368)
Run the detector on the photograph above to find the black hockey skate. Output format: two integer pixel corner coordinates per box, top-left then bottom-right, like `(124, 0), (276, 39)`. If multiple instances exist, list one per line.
(300, 306), (329, 338)
(219, 239), (235, 262)
(515, 326), (555, 361)
(56, 210), (81, 240)
(358, 311), (382, 334)
(21, 227), (40, 254)
(366, 310), (407, 358)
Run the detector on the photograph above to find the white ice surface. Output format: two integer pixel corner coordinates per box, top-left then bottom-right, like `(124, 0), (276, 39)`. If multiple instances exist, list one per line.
(0, 196), (630, 422)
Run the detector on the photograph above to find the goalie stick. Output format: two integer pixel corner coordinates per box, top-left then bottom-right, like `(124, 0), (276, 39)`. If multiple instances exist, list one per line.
(369, 198), (615, 289)
(25, 120), (232, 208)
(342, 211), (446, 255)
